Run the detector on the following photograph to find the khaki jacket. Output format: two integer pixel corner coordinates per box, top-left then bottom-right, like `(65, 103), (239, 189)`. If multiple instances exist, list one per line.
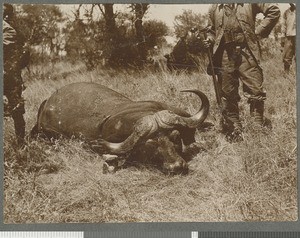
(3, 20), (17, 46)
(282, 7), (296, 36)
(207, 3), (280, 63)
(3, 20), (26, 71)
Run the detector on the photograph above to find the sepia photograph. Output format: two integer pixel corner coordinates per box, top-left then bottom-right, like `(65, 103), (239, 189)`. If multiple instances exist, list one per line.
(3, 2), (297, 223)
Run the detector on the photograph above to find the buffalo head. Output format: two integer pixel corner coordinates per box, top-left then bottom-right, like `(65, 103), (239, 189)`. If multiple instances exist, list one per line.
(90, 90), (209, 175)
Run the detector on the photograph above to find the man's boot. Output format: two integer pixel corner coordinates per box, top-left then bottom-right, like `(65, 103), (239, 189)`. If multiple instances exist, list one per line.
(250, 100), (265, 127)
(225, 112), (243, 142)
(12, 112), (26, 146)
(221, 98), (243, 142)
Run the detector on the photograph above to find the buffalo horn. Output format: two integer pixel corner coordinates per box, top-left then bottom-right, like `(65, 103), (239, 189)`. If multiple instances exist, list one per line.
(91, 115), (158, 155)
(155, 89), (209, 129)
(91, 89), (209, 155)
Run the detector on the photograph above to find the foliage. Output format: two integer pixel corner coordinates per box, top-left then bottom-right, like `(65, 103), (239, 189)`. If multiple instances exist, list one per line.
(143, 19), (169, 48)
(14, 4), (64, 45)
(13, 4), (66, 64)
(165, 29), (207, 72)
(64, 17), (106, 69)
(174, 9), (208, 38)
(64, 4), (169, 69)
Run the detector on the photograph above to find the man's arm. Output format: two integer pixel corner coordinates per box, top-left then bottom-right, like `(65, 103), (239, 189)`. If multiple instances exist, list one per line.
(254, 3), (281, 39)
(281, 10), (287, 37)
(280, 10), (287, 47)
(3, 21), (17, 46)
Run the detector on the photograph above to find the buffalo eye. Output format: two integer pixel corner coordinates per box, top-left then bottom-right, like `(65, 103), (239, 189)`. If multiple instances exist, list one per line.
(144, 139), (159, 155)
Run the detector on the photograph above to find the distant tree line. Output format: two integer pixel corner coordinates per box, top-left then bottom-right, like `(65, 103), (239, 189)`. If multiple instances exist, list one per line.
(12, 4), (284, 70)
(13, 4), (66, 64)
(13, 4), (170, 69)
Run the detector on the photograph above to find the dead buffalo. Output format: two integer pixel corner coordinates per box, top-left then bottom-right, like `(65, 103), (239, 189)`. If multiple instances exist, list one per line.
(31, 82), (209, 175)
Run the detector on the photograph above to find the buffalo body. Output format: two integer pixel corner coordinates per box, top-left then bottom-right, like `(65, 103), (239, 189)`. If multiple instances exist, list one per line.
(33, 82), (209, 174)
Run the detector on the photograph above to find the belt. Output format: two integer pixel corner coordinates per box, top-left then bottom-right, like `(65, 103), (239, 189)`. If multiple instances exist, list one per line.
(223, 31), (246, 48)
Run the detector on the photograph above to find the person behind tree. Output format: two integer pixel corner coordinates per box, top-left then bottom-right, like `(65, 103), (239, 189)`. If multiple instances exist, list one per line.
(281, 3), (296, 73)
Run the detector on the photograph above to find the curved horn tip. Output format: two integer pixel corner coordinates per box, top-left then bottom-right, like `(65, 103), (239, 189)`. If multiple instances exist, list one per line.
(180, 89), (199, 93)
(180, 89), (191, 93)
(180, 89), (209, 103)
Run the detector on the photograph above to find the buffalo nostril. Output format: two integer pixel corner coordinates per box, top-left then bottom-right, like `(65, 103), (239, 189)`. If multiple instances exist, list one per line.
(163, 159), (189, 175)
(175, 160), (184, 169)
(181, 164), (189, 175)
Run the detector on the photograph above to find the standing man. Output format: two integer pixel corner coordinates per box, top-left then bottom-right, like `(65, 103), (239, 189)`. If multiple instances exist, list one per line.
(281, 3), (296, 73)
(204, 4), (280, 141)
(3, 3), (27, 145)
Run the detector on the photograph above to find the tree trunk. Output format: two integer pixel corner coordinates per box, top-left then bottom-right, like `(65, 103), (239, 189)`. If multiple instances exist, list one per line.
(134, 3), (149, 64)
(102, 4), (117, 65)
(104, 4), (116, 36)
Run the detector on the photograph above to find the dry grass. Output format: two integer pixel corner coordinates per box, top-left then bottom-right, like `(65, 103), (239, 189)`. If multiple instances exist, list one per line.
(3, 47), (297, 223)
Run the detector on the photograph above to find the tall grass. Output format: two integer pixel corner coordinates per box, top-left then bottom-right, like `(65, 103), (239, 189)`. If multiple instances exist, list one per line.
(3, 47), (297, 223)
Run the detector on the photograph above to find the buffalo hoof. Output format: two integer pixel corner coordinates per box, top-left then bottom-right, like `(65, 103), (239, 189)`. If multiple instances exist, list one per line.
(102, 154), (126, 174)
(103, 162), (117, 174)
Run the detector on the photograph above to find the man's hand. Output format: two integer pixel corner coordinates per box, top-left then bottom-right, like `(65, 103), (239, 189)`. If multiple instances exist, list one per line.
(280, 37), (285, 47)
(203, 38), (213, 48)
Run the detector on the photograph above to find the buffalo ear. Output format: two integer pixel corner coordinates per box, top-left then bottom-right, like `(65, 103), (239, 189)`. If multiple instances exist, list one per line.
(145, 139), (158, 148)
(132, 139), (159, 162)
(169, 130), (181, 143)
